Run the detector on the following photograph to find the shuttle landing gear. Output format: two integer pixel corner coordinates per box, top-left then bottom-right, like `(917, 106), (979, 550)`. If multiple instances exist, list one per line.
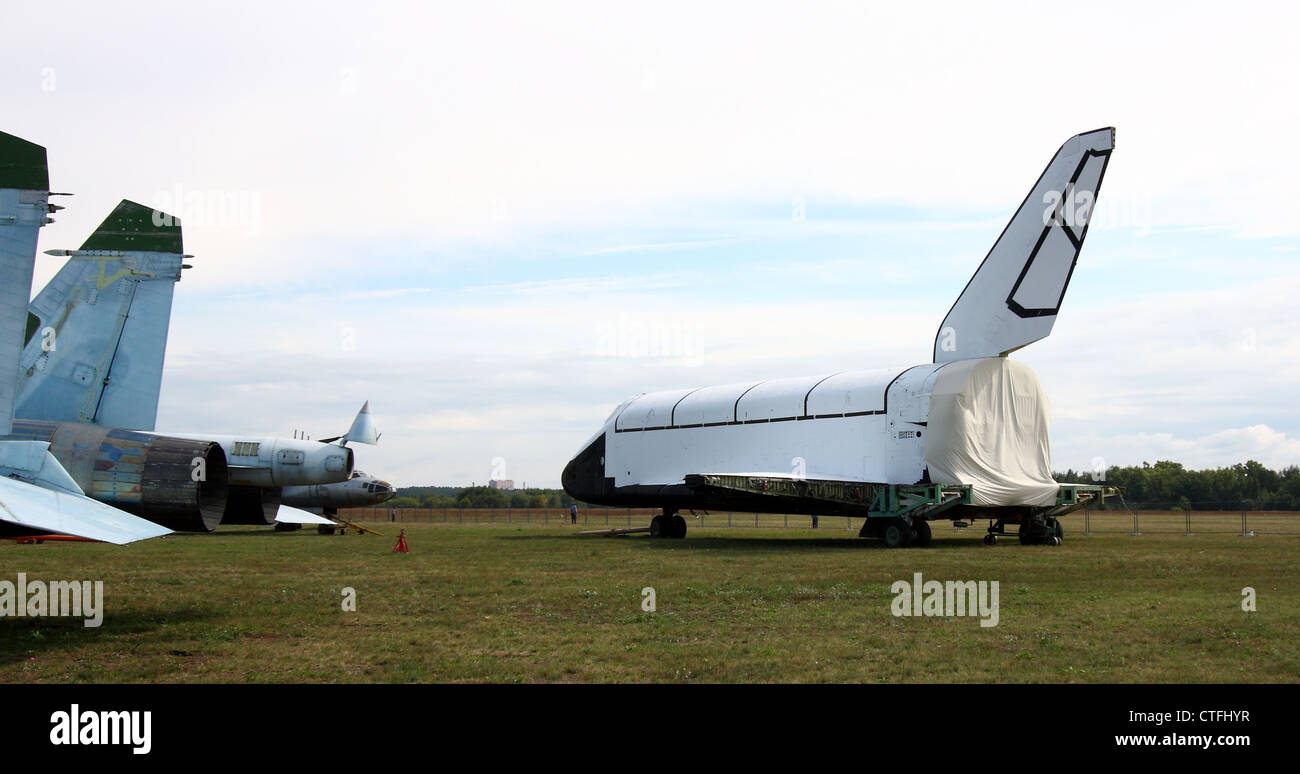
(650, 510), (686, 539)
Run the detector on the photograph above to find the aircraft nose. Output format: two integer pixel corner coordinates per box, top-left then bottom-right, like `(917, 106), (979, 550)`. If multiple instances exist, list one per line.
(561, 433), (606, 502)
(561, 456), (580, 498)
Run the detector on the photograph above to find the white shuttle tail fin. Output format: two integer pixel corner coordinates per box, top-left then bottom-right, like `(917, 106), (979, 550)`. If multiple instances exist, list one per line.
(934, 127), (1114, 363)
(16, 200), (185, 430)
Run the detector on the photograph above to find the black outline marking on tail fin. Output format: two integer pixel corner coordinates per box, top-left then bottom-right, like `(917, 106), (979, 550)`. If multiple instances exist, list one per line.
(1005, 147), (1113, 318)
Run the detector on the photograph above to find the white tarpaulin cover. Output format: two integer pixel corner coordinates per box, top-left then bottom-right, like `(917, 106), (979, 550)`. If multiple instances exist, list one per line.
(925, 357), (1058, 507)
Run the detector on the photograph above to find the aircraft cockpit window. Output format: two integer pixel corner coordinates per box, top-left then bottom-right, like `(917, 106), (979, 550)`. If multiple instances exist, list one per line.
(232, 441), (261, 456)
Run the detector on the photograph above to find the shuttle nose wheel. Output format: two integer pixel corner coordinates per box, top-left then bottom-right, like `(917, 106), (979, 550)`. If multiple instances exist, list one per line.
(650, 511), (687, 539)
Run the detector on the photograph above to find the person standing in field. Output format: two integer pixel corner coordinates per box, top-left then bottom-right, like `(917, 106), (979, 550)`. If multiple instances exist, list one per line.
(569, 503), (578, 524)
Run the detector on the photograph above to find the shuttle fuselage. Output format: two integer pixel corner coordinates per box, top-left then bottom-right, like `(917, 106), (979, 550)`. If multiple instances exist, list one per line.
(562, 128), (1117, 544)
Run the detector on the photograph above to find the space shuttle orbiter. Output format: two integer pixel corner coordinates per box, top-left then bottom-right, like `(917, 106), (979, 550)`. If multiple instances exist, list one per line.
(562, 128), (1118, 547)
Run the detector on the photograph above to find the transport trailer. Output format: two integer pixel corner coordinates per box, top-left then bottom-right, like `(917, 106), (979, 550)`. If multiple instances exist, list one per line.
(979, 483), (1123, 546)
(677, 473), (1120, 547)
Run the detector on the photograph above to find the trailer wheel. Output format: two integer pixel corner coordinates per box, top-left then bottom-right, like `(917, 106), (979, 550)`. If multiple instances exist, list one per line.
(983, 534), (998, 545)
(913, 519), (932, 547)
(882, 520), (913, 548)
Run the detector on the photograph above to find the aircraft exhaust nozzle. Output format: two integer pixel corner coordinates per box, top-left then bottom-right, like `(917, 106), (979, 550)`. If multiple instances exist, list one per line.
(221, 485), (283, 525)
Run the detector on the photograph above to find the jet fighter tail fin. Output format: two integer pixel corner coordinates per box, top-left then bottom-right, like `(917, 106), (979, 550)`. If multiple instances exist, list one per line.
(1, 130), (51, 436)
(16, 200), (186, 430)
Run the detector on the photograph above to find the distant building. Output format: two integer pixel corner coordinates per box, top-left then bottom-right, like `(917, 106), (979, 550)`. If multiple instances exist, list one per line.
(488, 479), (515, 491)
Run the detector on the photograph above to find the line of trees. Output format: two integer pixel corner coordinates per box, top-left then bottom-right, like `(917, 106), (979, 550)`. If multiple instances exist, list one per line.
(388, 460), (1300, 511)
(388, 486), (579, 510)
(1054, 460), (1300, 510)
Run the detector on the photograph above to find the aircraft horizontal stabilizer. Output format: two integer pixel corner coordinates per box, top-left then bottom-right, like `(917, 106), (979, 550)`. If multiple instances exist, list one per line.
(0, 474), (172, 544)
(274, 504), (334, 525)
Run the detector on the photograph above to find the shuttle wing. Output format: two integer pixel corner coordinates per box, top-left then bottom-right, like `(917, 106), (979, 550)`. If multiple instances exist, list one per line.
(934, 128), (1114, 363)
(682, 472), (886, 517)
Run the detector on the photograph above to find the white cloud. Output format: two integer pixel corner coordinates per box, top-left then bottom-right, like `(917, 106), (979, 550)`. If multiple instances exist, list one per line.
(11, 0), (1300, 292)
(1054, 425), (1300, 473)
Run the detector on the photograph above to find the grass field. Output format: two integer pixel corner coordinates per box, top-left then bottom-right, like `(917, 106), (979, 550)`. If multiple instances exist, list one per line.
(2, 520), (1296, 683)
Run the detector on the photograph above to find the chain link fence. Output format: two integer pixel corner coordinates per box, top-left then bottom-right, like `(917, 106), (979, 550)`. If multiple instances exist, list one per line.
(339, 503), (1300, 536)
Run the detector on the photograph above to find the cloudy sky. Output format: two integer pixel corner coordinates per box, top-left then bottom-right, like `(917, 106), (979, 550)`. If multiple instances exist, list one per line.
(4, 1), (1298, 486)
